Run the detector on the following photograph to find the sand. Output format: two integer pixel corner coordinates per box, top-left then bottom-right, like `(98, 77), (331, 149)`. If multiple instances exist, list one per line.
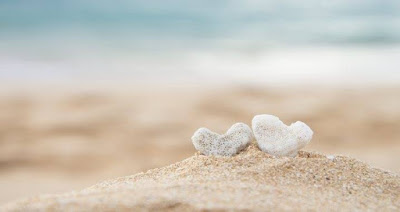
(0, 85), (399, 204)
(2, 143), (399, 211)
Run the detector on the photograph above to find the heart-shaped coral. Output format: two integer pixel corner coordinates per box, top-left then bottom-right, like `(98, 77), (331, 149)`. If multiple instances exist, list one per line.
(191, 123), (253, 156)
(252, 114), (313, 157)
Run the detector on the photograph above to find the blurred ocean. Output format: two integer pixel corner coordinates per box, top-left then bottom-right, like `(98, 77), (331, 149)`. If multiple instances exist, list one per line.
(1, 0), (400, 85)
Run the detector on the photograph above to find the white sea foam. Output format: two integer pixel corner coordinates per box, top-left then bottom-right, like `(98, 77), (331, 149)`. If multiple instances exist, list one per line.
(1, 46), (399, 86)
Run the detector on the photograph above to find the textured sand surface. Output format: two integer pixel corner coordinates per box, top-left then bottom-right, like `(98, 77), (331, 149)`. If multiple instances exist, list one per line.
(2, 144), (399, 211)
(0, 86), (399, 203)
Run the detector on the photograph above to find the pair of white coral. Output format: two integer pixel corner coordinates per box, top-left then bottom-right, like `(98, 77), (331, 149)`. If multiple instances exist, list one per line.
(191, 114), (313, 157)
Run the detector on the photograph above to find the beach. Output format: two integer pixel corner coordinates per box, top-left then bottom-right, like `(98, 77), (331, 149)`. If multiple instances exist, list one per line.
(1, 0), (400, 210)
(0, 85), (399, 206)
(2, 144), (399, 211)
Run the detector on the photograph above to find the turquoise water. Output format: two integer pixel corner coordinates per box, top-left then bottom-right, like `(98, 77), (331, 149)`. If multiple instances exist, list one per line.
(2, 0), (400, 47)
(1, 0), (400, 84)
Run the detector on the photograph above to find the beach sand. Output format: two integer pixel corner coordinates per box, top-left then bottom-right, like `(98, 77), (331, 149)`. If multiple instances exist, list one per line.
(2, 144), (399, 211)
(0, 85), (399, 206)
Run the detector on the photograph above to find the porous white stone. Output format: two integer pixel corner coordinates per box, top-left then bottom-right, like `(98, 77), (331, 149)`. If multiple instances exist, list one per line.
(327, 155), (335, 160)
(191, 123), (253, 156)
(252, 114), (313, 157)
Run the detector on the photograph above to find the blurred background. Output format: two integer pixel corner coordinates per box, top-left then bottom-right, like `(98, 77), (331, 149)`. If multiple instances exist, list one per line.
(0, 0), (399, 204)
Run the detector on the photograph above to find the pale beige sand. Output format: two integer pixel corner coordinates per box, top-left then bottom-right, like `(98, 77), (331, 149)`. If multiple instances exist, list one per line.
(2, 144), (399, 211)
(0, 85), (399, 204)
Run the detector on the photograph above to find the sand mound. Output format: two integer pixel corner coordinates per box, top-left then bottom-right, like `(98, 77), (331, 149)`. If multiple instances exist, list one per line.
(2, 144), (399, 211)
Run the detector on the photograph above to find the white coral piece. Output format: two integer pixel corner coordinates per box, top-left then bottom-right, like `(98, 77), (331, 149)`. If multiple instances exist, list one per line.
(191, 123), (253, 156)
(252, 114), (313, 157)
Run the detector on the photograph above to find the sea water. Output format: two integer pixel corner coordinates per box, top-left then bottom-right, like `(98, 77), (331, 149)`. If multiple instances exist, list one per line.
(1, 0), (399, 85)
